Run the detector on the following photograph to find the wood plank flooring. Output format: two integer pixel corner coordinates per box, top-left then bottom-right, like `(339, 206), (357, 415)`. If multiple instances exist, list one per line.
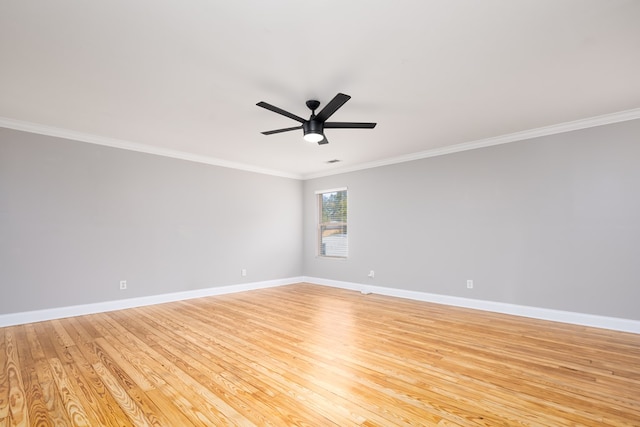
(1, 283), (639, 426)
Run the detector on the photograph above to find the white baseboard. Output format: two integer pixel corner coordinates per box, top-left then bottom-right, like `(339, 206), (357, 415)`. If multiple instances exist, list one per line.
(303, 277), (640, 334)
(3, 276), (639, 334)
(0, 277), (303, 328)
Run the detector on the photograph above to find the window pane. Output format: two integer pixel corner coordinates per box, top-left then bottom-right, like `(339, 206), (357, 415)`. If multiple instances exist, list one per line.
(318, 189), (347, 258)
(320, 224), (347, 257)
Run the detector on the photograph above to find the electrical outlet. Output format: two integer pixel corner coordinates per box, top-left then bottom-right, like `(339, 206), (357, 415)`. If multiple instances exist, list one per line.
(241, 269), (247, 277)
(120, 280), (127, 290)
(467, 279), (473, 289)
(368, 270), (375, 278)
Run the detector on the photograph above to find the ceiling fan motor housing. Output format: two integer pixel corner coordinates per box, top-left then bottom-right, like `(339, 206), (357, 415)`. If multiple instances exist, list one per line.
(303, 120), (324, 135)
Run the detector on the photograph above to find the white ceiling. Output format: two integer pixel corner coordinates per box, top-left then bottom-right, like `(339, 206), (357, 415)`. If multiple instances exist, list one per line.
(1, 0), (639, 179)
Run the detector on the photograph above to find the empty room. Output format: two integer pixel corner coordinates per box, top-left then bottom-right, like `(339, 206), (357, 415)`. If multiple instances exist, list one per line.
(1, 1), (639, 425)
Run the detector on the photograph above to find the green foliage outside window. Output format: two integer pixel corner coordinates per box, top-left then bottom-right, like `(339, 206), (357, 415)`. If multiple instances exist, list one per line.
(321, 190), (347, 223)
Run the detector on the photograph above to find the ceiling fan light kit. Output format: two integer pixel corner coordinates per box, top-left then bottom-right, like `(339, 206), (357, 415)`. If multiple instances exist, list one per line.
(302, 120), (324, 143)
(257, 93), (376, 145)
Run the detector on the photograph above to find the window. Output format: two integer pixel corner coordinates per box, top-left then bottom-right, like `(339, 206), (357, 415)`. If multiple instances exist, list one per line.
(317, 188), (348, 258)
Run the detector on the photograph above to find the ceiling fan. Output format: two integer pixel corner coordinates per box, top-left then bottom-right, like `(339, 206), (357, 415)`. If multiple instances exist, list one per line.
(257, 93), (376, 145)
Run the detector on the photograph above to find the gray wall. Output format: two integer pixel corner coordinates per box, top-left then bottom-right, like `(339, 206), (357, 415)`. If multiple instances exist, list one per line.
(303, 119), (640, 320)
(3, 119), (639, 321)
(0, 128), (303, 314)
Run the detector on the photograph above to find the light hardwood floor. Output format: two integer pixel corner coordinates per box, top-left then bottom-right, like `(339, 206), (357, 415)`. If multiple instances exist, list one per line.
(1, 283), (639, 426)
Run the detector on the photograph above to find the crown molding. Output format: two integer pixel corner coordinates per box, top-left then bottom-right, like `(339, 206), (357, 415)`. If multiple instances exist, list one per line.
(2, 108), (639, 181)
(302, 107), (640, 180)
(0, 117), (303, 180)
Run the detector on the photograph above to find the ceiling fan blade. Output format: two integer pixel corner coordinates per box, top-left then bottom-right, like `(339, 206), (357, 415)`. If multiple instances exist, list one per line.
(313, 93), (351, 122)
(256, 101), (306, 123)
(317, 135), (329, 145)
(261, 126), (302, 135)
(324, 122), (377, 129)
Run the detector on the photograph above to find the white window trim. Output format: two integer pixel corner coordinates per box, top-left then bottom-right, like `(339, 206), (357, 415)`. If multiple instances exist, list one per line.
(314, 187), (347, 195)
